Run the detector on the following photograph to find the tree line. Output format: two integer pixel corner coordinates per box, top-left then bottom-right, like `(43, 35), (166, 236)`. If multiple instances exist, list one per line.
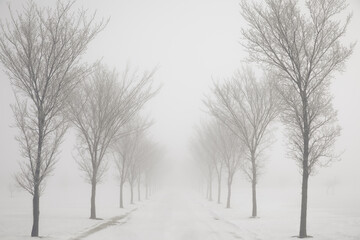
(192, 0), (354, 238)
(0, 0), (160, 237)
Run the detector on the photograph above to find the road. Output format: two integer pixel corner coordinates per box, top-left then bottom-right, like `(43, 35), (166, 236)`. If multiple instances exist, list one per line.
(81, 189), (242, 240)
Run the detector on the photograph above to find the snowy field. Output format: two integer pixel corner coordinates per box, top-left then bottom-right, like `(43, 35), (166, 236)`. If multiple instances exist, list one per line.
(0, 185), (138, 240)
(1, 183), (359, 240)
(202, 187), (360, 240)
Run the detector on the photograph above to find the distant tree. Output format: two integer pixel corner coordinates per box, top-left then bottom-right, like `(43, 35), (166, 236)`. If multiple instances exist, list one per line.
(8, 182), (18, 198)
(206, 67), (279, 217)
(67, 65), (156, 218)
(141, 140), (161, 199)
(137, 169), (142, 201)
(112, 130), (132, 208)
(125, 119), (152, 204)
(193, 120), (243, 207)
(215, 123), (243, 208)
(111, 117), (151, 207)
(126, 147), (138, 205)
(240, 0), (354, 237)
(0, 0), (105, 236)
(111, 124), (136, 208)
(191, 127), (215, 201)
(325, 177), (338, 195)
(197, 121), (224, 204)
(133, 135), (155, 202)
(127, 159), (138, 204)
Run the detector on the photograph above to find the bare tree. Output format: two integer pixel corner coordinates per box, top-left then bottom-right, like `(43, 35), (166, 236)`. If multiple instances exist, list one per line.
(125, 122), (151, 204)
(131, 136), (155, 203)
(112, 132), (132, 208)
(111, 116), (151, 207)
(133, 135), (156, 203)
(8, 182), (18, 198)
(240, 0), (354, 237)
(67, 65), (157, 218)
(193, 120), (243, 207)
(325, 177), (338, 195)
(137, 169), (142, 201)
(0, 0), (105, 236)
(141, 141), (161, 200)
(206, 67), (279, 217)
(196, 121), (224, 204)
(126, 149), (138, 205)
(191, 128), (215, 201)
(216, 123), (243, 208)
(127, 158), (138, 204)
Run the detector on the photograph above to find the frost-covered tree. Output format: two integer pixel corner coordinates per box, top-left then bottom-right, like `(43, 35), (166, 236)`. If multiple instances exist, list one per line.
(206, 67), (279, 216)
(126, 119), (152, 204)
(193, 120), (243, 207)
(111, 116), (151, 207)
(0, 1), (105, 236)
(240, 0), (354, 236)
(67, 65), (156, 218)
(192, 125), (215, 201)
(216, 123), (243, 208)
(143, 144), (162, 199)
(194, 121), (224, 203)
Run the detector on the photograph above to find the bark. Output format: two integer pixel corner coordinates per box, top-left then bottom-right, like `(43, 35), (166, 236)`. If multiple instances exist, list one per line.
(206, 182), (209, 199)
(251, 181), (257, 217)
(31, 186), (40, 237)
(217, 174), (222, 204)
(299, 94), (310, 238)
(251, 155), (257, 217)
(32, 112), (43, 237)
(226, 172), (233, 208)
(145, 182), (149, 199)
(226, 179), (232, 208)
(120, 181), (124, 208)
(137, 178), (141, 201)
(208, 176), (213, 201)
(90, 181), (96, 219)
(299, 170), (309, 238)
(130, 183), (134, 204)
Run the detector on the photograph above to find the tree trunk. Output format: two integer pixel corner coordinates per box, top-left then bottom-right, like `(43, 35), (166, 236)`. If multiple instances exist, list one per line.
(32, 111), (43, 236)
(137, 178), (141, 201)
(299, 94), (310, 238)
(120, 181), (124, 208)
(251, 181), (257, 217)
(251, 155), (257, 217)
(31, 186), (40, 237)
(217, 174), (222, 204)
(299, 167), (309, 237)
(130, 183), (134, 204)
(209, 175), (213, 201)
(145, 182), (148, 199)
(90, 181), (96, 219)
(226, 179), (232, 208)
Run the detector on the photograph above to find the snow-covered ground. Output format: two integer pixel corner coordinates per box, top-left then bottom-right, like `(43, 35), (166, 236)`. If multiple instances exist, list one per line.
(0, 187), (138, 240)
(81, 187), (360, 240)
(202, 189), (360, 240)
(83, 189), (242, 240)
(1, 185), (359, 240)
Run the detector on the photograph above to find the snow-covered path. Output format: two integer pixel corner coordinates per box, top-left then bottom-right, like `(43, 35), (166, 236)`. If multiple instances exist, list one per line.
(82, 190), (240, 240)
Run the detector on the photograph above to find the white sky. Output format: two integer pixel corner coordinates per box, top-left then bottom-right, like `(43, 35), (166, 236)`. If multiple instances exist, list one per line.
(0, 0), (359, 203)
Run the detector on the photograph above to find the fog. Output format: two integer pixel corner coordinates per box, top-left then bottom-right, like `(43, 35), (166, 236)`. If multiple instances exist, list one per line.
(0, 0), (359, 239)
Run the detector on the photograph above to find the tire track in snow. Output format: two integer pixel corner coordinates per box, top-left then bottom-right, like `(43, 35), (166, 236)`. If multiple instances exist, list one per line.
(69, 208), (137, 240)
(191, 200), (245, 240)
(201, 202), (261, 240)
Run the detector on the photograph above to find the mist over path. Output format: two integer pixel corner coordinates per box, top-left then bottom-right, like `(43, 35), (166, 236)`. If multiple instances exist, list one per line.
(81, 189), (241, 240)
